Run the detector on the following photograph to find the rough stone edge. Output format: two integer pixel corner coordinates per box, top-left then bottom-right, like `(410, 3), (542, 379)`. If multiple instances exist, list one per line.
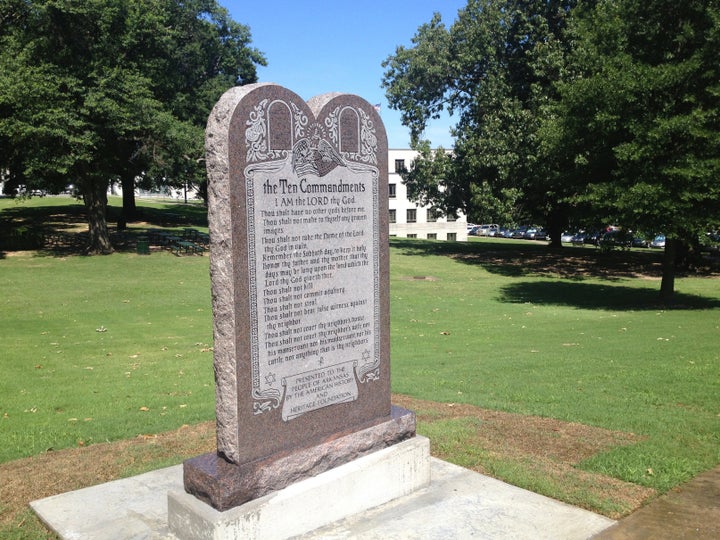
(183, 405), (416, 511)
(205, 82), (276, 462)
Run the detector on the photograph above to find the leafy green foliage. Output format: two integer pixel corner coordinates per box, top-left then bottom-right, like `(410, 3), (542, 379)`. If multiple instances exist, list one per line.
(0, 0), (265, 252)
(382, 13), (453, 146)
(383, 0), (720, 297)
(551, 0), (720, 234)
(382, 0), (577, 235)
(543, 0), (720, 297)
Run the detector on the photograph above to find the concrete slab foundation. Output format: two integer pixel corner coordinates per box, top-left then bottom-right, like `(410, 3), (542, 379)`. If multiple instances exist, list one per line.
(31, 445), (615, 540)
(30, 465), (179, 539)
(310, 458), (614, 539)
(168, 436), (431, 539)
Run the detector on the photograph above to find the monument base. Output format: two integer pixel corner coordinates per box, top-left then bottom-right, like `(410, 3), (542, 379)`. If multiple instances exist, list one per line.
(182, 405), (415, 511)
(168, 435), (430, 540)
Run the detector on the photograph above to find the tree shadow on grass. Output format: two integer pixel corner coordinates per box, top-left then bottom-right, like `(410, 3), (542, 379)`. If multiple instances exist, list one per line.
(116, 203), (208, 228)
(498, 280), (720, 311)
(391, 238), (666, 280)
(1, 200), (207, 256)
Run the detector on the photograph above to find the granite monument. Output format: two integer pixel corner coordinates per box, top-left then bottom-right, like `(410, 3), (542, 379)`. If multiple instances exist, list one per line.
(180, 84), (420, 514)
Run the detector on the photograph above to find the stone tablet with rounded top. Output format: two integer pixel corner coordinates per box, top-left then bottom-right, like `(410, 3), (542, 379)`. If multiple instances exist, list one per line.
(183, 83), (415, 510)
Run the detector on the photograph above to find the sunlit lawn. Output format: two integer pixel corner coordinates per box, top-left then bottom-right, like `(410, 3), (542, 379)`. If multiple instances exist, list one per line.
(1, 197), (719, 498)
(389, 239), (720, 492)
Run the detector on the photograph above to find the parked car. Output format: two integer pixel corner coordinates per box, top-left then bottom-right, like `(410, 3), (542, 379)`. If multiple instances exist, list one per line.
(560, 231), (575, 243)
(584, 231), (603, 245)
(650, 234), (666, 249)
(631, 236), (649, 248)
(704, 232), (720, 254)
(511, 227), (528, 239)
(523, 227), (547, 240)
(599, 230), (630, 249)
(571, 232), (587, 245)
(476, 224), (500, 236)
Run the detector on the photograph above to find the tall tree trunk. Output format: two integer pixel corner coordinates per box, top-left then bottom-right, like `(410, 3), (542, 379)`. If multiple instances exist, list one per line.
(546, 205), (567, 248)
(660, 238), (677, 303)
(121, 172), (137, 220)
(547, 220), (563, 248)
(83, 179), (113, 255)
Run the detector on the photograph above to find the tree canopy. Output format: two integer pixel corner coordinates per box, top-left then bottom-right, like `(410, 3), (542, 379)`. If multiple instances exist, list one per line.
(545, 0), (720, 297)
(0, 0), (265, 253)
(382, 0), (577, 242)
(382, 0), (720, 300)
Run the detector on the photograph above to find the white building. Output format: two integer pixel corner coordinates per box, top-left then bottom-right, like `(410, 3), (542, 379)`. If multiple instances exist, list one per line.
(388, 149), (468, 241)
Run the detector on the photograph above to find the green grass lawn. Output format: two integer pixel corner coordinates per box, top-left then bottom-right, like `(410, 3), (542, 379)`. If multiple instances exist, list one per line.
(1, 197), (719, 509)
(389, 239), (720, 492)
(0, 250), (215, 462)
(1, 196), (214, 463)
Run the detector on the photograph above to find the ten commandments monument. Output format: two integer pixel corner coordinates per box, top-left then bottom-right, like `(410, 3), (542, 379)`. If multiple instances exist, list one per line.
(169, 84), (430, 538)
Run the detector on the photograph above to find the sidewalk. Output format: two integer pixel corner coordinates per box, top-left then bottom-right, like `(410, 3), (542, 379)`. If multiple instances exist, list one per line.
(592, 465), (720, 539)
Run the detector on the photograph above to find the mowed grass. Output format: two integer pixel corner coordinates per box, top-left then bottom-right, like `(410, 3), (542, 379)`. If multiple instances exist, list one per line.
(1, 197), (719, 501)
(0, 250), (215, 462)
(389, 239), (720, 492)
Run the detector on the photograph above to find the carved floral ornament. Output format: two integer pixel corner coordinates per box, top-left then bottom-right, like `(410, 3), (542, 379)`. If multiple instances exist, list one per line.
(244, 98), (378, 173)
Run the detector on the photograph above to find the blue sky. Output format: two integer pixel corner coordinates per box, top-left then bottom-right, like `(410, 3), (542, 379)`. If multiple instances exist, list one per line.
(222, 1), (467, 148)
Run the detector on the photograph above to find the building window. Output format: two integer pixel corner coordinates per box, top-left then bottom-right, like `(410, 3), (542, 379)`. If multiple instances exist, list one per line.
(389, 183), (396, 198)
(427, 207), (440, 223)
(427, 233), (437, 240)
(447, 233), (457, 241)
(394, 159), (406, 173)
(407, 234), (417, 238)
(406, 209), (417, 223)
(389, 209), (396, 223)
(447, 213), (457, 222)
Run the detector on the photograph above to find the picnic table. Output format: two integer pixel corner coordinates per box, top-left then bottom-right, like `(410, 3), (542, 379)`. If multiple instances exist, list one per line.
(144, 228), (207, 255)
(182, 228), (210, 245)
(147, 229), (171, 245)
(164, 235), (182, 245)
(172, 240), (205, 256)
(195, 232), (210, 244)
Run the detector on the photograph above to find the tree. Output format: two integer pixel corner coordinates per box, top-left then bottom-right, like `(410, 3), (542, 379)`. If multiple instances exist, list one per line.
(399, 140), (522, 226)
(546, 0), (720, 299)
(382, 0), (577, 241)
(0, 0), (265, 253)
